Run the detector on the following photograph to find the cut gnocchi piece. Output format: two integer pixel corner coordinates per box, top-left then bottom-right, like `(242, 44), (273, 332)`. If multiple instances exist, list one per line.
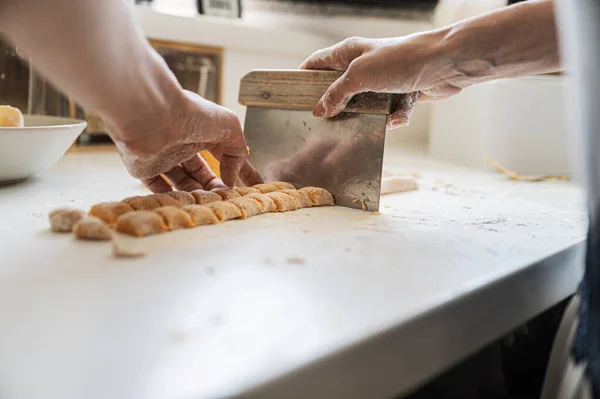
(73, 216), (112, 241)
(252, 183), (279, 194)
(122, 195), (161, 211)
(299, 187), (335, 206)
(228, 197), (263, 219)
(266, 192), (298, 212)
(154, 206), (195, 230)
(271, 181), (295, 190)
(0, 105), (24, 128)
(49, 208), (85, 233)
(234, 186), (261, 196)
(89, 202), (133, 225)
(164, 191), (196, 207)
(150, 193), (181, 207)
(278, 189), (313, 208)
(191, 189), (222, 205)
(204, 201), (243, 222)
(115, 211), (168, 237)
(182, 205), (220, 226)
(211, 188), (241, 200)
(245, 193), (277, 213)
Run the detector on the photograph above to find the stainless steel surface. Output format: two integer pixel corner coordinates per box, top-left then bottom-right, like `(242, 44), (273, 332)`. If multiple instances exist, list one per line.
(244, 107), (387, 211)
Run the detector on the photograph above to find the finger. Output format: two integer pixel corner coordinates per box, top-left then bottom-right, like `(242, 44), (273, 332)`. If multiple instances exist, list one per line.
(313, 70), (361, 118)
(219, 154), (245, 188)
(238, 160), (264, 186)
(163, 165), (204, 192)
(142, 175), (173, 193)
(300, 37), (368, 71)
(387, 92), (419, 130)
(181, 154), (226, 190)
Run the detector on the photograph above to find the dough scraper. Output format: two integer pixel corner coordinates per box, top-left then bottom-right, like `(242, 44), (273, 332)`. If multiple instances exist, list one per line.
(239, 69), (397, 212)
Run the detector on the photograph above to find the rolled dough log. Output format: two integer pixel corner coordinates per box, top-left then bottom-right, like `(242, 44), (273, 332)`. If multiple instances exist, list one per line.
(164, 191), (196, 207)
(245, 193), (277, 213)
(234, 186), (261, 196)
(211, 188), (241, 200)
(380, 176), (419, 195)
(89, 202), (133, 225)
(271, 181), (295, 190)
(182, 205), (220, 226)
(204, 201), (243, 221)
(115, 211), (168, 237)
(49, 208), (85, 233)
(0, 105), (24, 128)
(252, 183), (279, 194)
(73, 216), (112, 241)
(191, 189), (222, 205)
(154, 206), (194, 230)
(150, 193), (181, 207)
(299, 187), (335, 206)
(228, 197), (263, 219)
(278, 189), (313, 208)
(122, 195), (161, 211)
(266, 192), (298, 212)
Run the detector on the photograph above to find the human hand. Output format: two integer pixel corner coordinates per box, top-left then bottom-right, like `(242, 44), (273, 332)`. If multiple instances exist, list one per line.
(110, 90), (263, 193)
(301, 34), (463, 128)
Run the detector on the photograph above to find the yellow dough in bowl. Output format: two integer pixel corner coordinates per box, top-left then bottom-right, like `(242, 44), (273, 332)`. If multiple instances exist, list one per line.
(0, 105), (24, 128)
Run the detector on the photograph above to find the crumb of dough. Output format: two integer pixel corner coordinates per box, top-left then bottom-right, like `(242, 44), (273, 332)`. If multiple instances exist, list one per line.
(228, 197), (263, 219)
(73, 216), (112, 241)
(266, 192), (298, 212)
(150, 193), (181, 207)
(89, 202), (133, 225)
(122, 195), (161, 211)
(112, 240), (146, 258)
(164, 191), (196, 207)
(380, 176), (419, 195)
(299, 187), (335, 206)
(49, 208), (84, 232)
(0, 105), (24, 127)
(203, 201), (243, 222)
(191, 189), (222, 205)
(271, 181), (296, 190)
(182, 205), (220, 226)
(154, 206), (195, 230)
(278, 189), (313, 208)
(352, 198), (368, 211)
(211, 188), (241, 200)
(252, 183), (279, 194)
(245, 193), (277, 213)
(115, 211), (168, 237)
(234, 186), (261, 196)
(286, 256), (305, 264)
(484, 157), (568, 182)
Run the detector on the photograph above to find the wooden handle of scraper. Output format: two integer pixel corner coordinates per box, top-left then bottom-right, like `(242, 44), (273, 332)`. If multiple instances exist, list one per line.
(238, 69), (393, 115)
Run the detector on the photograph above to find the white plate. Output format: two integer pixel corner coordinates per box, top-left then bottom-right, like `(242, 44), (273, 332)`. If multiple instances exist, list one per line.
(0, 115), (87, 185)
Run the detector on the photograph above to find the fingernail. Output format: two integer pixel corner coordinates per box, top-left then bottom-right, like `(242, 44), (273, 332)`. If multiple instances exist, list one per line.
(313, 102), (325, 118)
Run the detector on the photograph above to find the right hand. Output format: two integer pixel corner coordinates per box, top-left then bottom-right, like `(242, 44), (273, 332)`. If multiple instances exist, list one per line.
(300, 34), (465, 129)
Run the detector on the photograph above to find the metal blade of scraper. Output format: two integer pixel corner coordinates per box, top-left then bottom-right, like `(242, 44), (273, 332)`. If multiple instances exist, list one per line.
(239, 69), (394, 211)
(243, 106), (387, 211)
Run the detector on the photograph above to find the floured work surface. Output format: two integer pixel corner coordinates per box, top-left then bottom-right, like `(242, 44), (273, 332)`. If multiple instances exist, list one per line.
(0, 150), (587, 399)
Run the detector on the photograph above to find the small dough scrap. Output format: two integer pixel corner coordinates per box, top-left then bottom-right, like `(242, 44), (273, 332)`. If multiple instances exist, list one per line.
(271, 181), (295, 190)
(279, 189), (313, 208)
(182, 205), (220, 226)
(191, 189), (222, 205)
(252, 183), (279, 194)
(300, 187), (335, 206)
(266, 192), (298, 212)
(122, 195), (161, 211)
(0, 105), (24, 128)
(164, 191), (196, 207)
(211, 188), (241, 200)
(228, 197), (263, 219)
(89, 202), (133, 225)
(115, 211), (168, 237)
(204, 201), (243, 222)
(245, 193), (277, 213)
(380, 176), (419, 195)
(49, 208), (85, 232)
(154, 206), (194, 230)
(234, 186), (261, 196)
(150, 193), (181, 207)
(73, 216), (112, 241)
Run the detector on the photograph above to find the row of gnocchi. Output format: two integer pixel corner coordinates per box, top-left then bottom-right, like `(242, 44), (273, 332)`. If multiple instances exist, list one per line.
(48, 182), (335, 240)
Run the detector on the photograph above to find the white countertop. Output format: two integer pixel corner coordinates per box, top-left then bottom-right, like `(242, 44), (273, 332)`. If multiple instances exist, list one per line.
(0, 146), (587, 399)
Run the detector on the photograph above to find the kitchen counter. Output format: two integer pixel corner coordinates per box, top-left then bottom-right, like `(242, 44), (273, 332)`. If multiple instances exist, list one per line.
(0, 146), (586, 399)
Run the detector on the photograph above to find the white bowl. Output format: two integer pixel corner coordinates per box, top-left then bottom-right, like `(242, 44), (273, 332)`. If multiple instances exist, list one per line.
(0, 115), (87, 185)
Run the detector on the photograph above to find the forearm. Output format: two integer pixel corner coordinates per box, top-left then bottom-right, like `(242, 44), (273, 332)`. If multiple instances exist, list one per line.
(0, 0), (184, 138)
(437, 0), (560, 88)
